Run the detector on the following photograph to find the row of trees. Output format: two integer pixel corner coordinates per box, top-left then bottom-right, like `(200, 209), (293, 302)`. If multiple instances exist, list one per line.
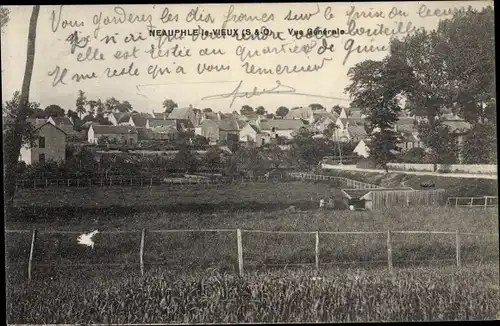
(345, 6), (495, 169)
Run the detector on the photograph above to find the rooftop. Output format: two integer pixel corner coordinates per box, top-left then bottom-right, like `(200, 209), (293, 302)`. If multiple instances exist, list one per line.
(91, 125), (137, 134)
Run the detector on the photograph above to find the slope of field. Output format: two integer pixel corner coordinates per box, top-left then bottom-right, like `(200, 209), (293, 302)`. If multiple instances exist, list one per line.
(320, 169), (498, 197)
(7, 265), (499, 323)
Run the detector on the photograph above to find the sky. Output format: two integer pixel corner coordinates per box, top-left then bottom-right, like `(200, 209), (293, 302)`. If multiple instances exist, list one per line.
(1, 2), (492, 114)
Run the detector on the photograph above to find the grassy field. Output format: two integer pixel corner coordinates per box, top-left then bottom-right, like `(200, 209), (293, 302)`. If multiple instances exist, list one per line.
(7, 265), (499, 323)
(6, 181), (499, 322)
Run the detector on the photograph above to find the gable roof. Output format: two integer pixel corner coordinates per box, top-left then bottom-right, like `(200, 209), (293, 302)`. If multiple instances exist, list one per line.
(176, 119), (195, 130)
(27, 118), (48, 128)
(148, 119), (177, 128)
(259, 119), (305, 131)
(217, 118), (239, 131)
(91, 125), (137, 134)
(152, 112), (169, 120)
(130, 115), (148, 127)
(168, 107), (192, 120)
(117, 113), (132, 124)
(50, 116), (73, 126)
(34, 122), (67, 135)
(348, 126), (367, 138)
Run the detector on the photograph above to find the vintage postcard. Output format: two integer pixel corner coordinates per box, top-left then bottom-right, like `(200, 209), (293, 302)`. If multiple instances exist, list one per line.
(2, 2), (498, 324)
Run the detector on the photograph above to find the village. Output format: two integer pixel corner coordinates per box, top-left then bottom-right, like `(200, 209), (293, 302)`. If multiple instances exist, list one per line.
(17, 102), (473, 167)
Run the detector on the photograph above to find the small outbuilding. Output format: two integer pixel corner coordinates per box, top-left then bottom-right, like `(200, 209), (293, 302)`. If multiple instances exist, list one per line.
(341, 187), (414, 210)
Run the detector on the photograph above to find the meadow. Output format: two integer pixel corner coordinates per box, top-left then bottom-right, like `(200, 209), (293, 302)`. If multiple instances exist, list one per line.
(6, 180), (500, 322)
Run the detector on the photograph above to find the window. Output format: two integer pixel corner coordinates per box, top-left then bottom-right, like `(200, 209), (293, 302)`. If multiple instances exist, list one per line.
(38, 153), (45, 164)
(39, 136), (45, 148)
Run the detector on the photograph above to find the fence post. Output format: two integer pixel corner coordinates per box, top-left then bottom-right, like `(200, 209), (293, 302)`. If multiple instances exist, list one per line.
(387, 230), (393, 275)
(28, 229), (37, 283)
(315, 231), (320, 270)
(130, 178), (133, 186)
(455, 230), (461, 268)
(140, 229), (146, 276)
(469, 198), (473, 207)
(45, 179), (48, 188)
(34, 179), (36, 188)
(237, 229), (244, 276)
(100, 179), (103, 187)
(484, 196), (488, 210)
(150, 178), (153, 187)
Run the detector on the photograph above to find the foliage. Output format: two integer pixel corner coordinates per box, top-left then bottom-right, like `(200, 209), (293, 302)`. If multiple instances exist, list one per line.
(462, 122), (497, 164)
(276, 106), (289, 118)
(240, 105), (254, 116)
(418, 121), (458, 164)
(322, 122), (337, 139)
(291, 130), (330, 168)
(174, 145), (199, 173)
(255, 106), (266, 115)
(332, 105), (342, 115)
(401, 148), (426, 163)
(162, 99), (178, 114)
(3, 91), (40, 149)
(43, 104), (64, 117)
(75, 90), (87, 118)
(0, 6), (9, 30)
(105, 97), (132, 113)
(309, 103), (324, 111)
(203, 108), (213, 113)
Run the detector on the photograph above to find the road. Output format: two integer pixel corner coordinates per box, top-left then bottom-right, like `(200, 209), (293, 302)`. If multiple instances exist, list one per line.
(321, 164), (498, 180)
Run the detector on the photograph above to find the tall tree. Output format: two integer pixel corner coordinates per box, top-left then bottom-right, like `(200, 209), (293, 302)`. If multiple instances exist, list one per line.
(4, 5), (40, 206)
(104, 97), (120, 113)
(203, 108), (213, 113)
(255, 106), (266, 115)
(75, 90), (87, 119)
(162, 99), (178, 114)
(0, 6), (9, 30)
(44, 104), (65, 117)
(345, 57), (406, 172)
(276, 106), (289, 118)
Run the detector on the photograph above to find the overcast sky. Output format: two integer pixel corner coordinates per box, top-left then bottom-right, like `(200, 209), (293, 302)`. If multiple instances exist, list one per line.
(1, 2), (492, 114)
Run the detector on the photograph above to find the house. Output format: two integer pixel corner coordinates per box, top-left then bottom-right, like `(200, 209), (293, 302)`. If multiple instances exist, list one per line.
(47, 116), (75, 134)
(106, 112), (127, 126)
(167, 106), (200, 128)
(397, 131), (423, 151)
(353, 139), (370, 158)
(200, 115), (240, 144)
(19, 122), (66, 165)
(152, 111), (169, 120)
(87, 125), (138, 144)
(311, 116), (337, 135)
(239, 123), (271, 147)
(254, 118), (305, 140)
(348, 126), (368, 143)
(146, 119), (179, 141)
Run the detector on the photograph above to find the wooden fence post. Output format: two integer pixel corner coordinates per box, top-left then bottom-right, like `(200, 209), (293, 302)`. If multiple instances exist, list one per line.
(45, 179), (48, 188)
(387, 230), (393, 275)
(469, 198), (473, 207)
(315, 231), (320, 270)
(140, 229), (146, 276)
(455, 230), (461, 268)
(484, 196), (488, 210)
(150, 178), (153, 187)
(33, 179), (36, 188)
(28, 229), (37, 283)
(237, 229), (244, 276)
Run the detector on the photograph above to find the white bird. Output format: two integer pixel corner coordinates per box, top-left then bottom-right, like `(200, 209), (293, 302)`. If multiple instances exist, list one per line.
(77, 230), (99, 249)
(349, 205), (355, 211)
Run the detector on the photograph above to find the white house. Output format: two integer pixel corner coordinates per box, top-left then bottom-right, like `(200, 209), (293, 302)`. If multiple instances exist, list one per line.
(254, 117), (305, 140)
(88, 125), (138, 144)
(353, 139), (370, 158)
(239, 123), (271, 147)
(19, 122), (67, 165)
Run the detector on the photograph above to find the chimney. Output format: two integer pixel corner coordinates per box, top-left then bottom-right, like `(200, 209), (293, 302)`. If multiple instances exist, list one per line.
(217, 112), (221, 120)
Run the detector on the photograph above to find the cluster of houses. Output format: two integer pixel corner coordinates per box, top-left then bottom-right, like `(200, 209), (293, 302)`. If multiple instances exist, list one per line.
(18, 104), (472, 165)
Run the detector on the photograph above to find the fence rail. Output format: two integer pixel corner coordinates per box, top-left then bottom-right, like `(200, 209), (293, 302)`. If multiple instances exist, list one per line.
(288, 172), (381, 189)
(446, 196), (498, 208)
(6, 228), (497, 282)
(15, 173), (380, 190)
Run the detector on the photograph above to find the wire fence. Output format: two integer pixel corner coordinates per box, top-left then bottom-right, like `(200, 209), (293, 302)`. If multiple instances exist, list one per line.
(5, 228), (498, 282)
(14, 173), (378, 189)
(446, 196), (498, 208)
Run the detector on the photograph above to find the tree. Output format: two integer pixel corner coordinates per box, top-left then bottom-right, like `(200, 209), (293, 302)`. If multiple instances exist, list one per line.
(94, 113), (112, 125)
(117, 100), (132, 113)
(203, 108), (213, 113)
(44, 104), (65, 117)
(402, 147), (426, 163)
(262, 144), (286, 169)
(4, 5), (40, 207)
(175, 144), (198, 173)
(255, 106), (266, 115)
(240, 105), (253, 116)
(75, 90), (87, 118)
(66, 109), (78, 120)
(322, 122), (337, 139)
(332, 105), (342, 115)
(276, 106), (289, 118)
(265, 113), (275, 120)
(462, 122), (496, 164)
(345, 56), (407, 172)
(309, 103), (325, 111)
(104, 97), (120, 113)
(0, 6), (9, 31)
(162, 99), (178, 114)
(291, 129), (330, 168)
